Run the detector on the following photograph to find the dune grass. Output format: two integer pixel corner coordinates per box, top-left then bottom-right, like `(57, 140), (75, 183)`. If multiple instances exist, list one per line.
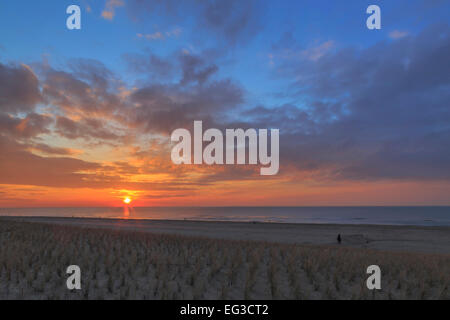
(0, 220), (448, 300)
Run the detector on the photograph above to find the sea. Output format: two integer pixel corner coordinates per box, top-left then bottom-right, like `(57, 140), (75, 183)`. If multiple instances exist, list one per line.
(0, 206), (449, 226)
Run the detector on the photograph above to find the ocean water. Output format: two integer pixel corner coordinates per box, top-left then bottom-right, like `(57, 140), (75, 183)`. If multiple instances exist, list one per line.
(0, 206), (450, 226)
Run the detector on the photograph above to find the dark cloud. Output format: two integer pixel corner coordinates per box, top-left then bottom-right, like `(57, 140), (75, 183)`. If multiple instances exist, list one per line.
(67, 58), (116, 90)
(55, 116), (122, 141)
(41, 62), (123, 117)
(122, 49), (241, 136)
(254, 23), (450, 181)
(179, 53), (219, 85)
(0, 113), (52, 138)
(199, 0), (262, 46)
(128, 79), (244, 134)
(123, 52), (175, 80)
(0, 63), (42, 114)
(123, 50), (221, 85)
(0, 136), (102, 188)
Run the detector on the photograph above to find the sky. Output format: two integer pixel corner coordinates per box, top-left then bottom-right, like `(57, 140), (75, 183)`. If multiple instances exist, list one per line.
(0, 0), (449, 207)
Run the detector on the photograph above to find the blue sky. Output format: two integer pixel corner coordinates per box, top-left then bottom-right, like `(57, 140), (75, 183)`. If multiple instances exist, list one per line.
(1, 0), (448, 108)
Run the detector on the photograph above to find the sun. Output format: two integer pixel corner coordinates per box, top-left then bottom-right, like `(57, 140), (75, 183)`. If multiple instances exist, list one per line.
(123, 197), (132, 205)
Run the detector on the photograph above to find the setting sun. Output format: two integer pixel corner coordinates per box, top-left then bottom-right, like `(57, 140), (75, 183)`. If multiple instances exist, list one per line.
(123, 197), (132, 205)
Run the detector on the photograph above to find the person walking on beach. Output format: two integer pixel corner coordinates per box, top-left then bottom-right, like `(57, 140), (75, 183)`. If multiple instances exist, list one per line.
(337, 234), (342, 244)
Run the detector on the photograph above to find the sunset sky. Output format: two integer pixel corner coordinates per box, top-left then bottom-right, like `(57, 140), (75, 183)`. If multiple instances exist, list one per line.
(0, 0), (449, 207)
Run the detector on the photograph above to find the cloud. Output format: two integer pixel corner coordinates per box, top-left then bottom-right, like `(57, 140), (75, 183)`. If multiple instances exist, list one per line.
(199, 0), (262, 46)
(261, 23), (450, 181)
(141, 193), (189, 200)
(0, 113), (52, 138)
(102, 0), (124, 20)
(128, 78), (243, 134)
(121, 49), (241, 134)
(166, 27), (182, 37)
(0, 63), (42, 114)
(123, 52), (175, 79)
(0, 52), (251, 191)
(300, 40), (335, 61)
(389, 30), (409, 39)
(30, 143), (82, 156)
(123, 49), (220, 85)
(67, 58), (116, 90)
(0, 135), (206, 190)
(0, 136), (102, 188)
(127, 0), (263, 46)
(55, 116), (123, 141)
(137, 32), (164, 40)
(137, 28), (182, 41)
(179, 52), (219, 85)
(269, 34), (335, 65)
(41, 59), (125, 119)
(2, 23), (449, 194)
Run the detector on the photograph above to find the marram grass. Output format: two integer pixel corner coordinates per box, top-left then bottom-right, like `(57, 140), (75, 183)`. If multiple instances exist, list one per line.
(0, 221), (448, 300)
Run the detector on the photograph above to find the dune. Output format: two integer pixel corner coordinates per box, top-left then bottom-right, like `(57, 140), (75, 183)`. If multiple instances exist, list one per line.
(0, 217), (449, 300)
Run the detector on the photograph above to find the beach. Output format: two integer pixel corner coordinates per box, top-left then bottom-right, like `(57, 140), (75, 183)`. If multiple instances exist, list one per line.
(3, 216), (450, 254)
(0, 217), (449, 300)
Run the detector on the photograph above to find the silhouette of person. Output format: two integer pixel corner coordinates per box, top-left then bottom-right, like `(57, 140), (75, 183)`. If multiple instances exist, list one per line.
(337, 234), (342, 244)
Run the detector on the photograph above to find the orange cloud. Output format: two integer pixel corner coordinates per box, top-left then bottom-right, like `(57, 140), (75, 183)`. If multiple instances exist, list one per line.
(101, 0), (124, 21)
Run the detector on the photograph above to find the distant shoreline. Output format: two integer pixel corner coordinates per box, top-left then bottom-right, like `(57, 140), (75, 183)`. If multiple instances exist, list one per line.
(2, 216), (449, 255)
(1, 206), (449, 227)
(2, 214), (450, 227)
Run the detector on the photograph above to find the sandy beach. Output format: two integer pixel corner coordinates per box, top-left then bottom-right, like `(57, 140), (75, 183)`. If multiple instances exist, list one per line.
(0, 217), (449, 300)
(2, 216), (450, 254)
